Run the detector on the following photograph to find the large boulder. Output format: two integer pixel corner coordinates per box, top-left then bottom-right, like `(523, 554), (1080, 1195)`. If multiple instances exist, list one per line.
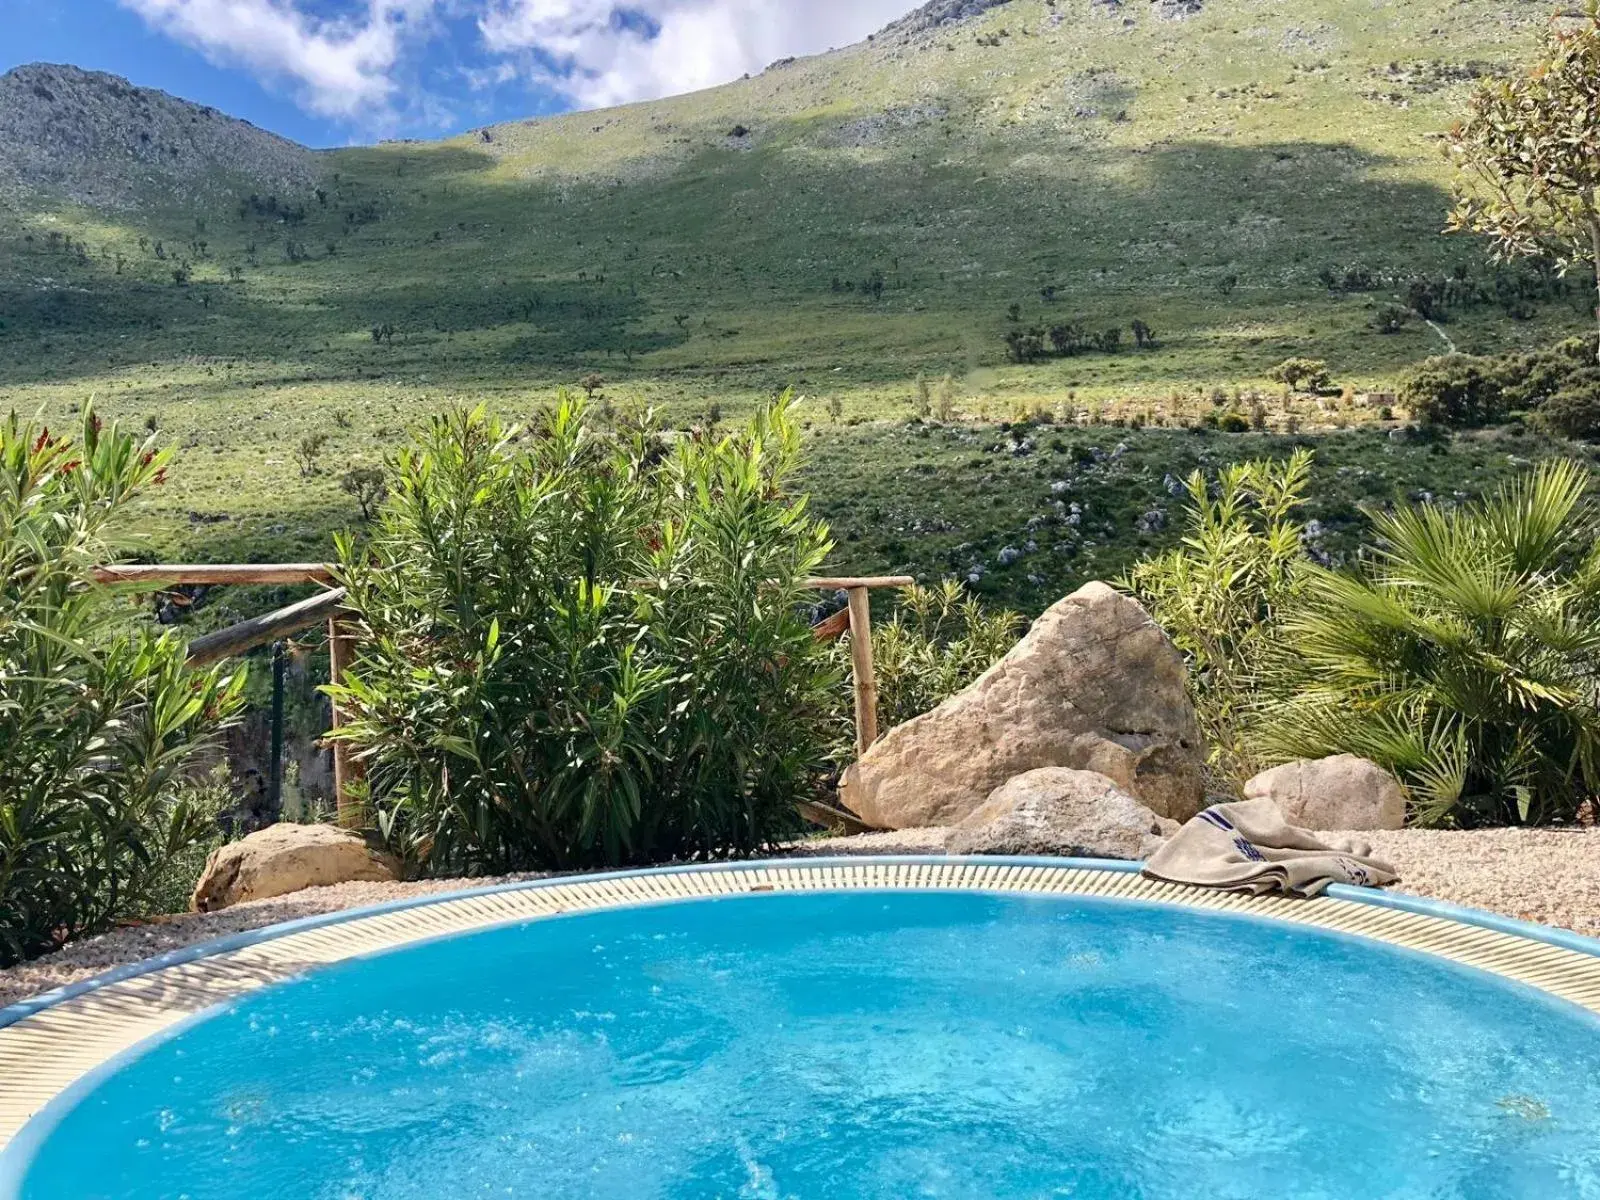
(1243, 755), (1406, 831)
(841, 582), (1206, 828)
(191, 823), (400, 912)
(946, 768), (1175, 859)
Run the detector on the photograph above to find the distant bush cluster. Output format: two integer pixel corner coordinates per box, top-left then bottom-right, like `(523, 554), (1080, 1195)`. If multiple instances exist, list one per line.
(1002, 316), (1156, 364)
(1266, 357), (1332, 393)
(1319, 260), (1578, 323)
(1398, 336), (1600, 438)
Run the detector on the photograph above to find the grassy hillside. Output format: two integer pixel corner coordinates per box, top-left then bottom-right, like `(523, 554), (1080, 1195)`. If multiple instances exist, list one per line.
(1, 0), (1596, 611)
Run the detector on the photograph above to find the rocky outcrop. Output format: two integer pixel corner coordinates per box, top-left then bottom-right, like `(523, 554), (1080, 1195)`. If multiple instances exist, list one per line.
(0, 63), (322, 209)
(1243, 755), (1407, 831)
(191, 824), (400, 913)
(946, 768), (1175, 858)
(841, 582), (1206, 829)
(881, 0), (1015, 38)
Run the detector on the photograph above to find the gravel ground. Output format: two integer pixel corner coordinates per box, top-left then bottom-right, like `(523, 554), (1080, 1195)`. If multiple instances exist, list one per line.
(3, 828), (1596, 1011)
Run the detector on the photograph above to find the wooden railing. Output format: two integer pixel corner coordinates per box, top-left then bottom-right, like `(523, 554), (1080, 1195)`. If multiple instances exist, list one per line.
(96, 564), (910, 826)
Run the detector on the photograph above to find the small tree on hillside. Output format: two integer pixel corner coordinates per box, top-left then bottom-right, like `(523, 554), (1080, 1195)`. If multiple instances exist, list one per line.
(341, 466), (388, 520)
(1268, 357), (1331, 393)
(1447, 3), (1600, 361)
(295, 432), (329, 478)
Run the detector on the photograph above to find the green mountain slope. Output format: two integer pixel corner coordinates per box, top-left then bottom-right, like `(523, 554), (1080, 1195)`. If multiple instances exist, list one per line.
(0, 0), (1594, 602)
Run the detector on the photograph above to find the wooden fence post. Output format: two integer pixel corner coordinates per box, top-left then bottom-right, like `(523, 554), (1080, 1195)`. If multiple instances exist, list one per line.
(327, 617), (366, 829)
(846, 586), (879, 756)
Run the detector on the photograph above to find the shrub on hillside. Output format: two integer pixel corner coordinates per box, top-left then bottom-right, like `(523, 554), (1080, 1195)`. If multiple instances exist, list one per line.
(1256, 461), (1600, 827)
(1397, 355), (1506, 428)
(1267, 358), (1332, 393)
(1005, 328), (1047, 363)
(1533, 375), (1600, 441)
(327, 395), (838, 874)
(1500, 349), (1582, 411)
(1372, 305), (1410, 334)
(1121, 451), (1312, 784)
(0, 410), (245, 966)
(340, 465), (387, 520)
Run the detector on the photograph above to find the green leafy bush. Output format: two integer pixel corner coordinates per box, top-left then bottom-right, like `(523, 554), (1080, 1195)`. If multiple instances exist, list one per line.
(138, 763), (239, 918)
(1121, 451), (1311, 784)
(1398, 355), (1507, 428)
(1499, 343), (1591, 410)
(327, 395), (838, 874)
(1256, 461), (1600, 826)
(844, 582), (1020, 745)
(1372, 305), (1411, 334)
(1267, 358), (1332, 392)
(0, 411), (246, 966)
(1533, 374), (1600, 441)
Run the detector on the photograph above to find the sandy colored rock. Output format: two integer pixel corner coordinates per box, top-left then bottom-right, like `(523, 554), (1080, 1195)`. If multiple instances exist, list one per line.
(1244, 755), (1406, 831)
(946, 767), (1173, 859)
(841, 582), (1206, 828)
(191, 824), (400, 913)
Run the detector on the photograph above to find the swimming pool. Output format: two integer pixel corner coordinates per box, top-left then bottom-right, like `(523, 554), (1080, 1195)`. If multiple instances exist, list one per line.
(3, 859), (1600, 1198)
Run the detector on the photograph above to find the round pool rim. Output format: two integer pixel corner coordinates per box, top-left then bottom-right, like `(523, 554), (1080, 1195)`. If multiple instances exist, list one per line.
(3, 855), (1600, 1173)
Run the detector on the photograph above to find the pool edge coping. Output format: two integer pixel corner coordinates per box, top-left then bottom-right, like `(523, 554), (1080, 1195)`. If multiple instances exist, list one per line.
(5, 855), (1600, 1032)
(5, 855), (1600, 1173)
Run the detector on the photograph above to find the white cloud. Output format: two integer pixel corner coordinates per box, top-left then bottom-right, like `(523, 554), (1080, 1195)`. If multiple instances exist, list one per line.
(477, 0), (917, 109)
(118, 0), (442, 122)
(118, 0), (923, 130)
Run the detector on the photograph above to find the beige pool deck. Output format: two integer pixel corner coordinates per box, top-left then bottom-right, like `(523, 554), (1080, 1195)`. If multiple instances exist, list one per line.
(3, 857), (1600, 1157)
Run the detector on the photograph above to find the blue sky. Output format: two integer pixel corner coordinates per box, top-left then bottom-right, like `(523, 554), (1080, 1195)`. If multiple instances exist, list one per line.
(1, 0), (919, 147)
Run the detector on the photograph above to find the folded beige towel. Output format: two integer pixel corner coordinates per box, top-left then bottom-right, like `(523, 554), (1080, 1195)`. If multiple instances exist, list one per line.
(1142, 798), (1399, 898)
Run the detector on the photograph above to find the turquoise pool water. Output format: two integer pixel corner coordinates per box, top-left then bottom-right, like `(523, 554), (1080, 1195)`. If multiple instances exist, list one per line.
(7, 889), (1600, 1199)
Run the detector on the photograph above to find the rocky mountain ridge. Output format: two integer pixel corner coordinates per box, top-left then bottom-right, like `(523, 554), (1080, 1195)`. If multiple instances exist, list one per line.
(0, 63), (323, 211)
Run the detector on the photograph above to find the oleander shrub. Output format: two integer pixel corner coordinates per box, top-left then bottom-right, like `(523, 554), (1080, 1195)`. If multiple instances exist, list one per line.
(139, 763), (239, 918)
(327, 395), (838, 874)
(1121, 451), (1312, 784)
(0, 410), (246, 966)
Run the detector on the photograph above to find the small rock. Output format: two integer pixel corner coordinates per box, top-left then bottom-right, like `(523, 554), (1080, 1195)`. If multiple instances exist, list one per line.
(192, 824), (401, 912)
(1243, 755), (1407, 831)
(946, 768), (1173, 859)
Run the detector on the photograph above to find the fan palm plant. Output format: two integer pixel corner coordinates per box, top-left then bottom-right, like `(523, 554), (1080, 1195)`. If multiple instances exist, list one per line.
(1255, 460), (1600, 826)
